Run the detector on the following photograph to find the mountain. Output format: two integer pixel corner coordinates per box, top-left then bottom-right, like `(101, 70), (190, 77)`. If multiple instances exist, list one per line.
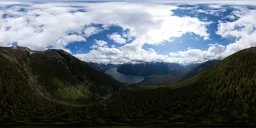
(88, 62), (120, 72)
(180, 60), (219, 81)
(137, 61), (218, 85)
(117, 62), (187, 76)
(183, 63), (200, 70)
(0, 46), (122, 104)
(117, 62), (187, 85)
(105, 47), (256, 126)
(1, 47), (256, 126)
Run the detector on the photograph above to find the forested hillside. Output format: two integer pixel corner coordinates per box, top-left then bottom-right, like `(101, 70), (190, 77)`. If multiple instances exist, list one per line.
(102, 47), (256, 126)
(0, 46), (122, 107)
(117, 62), (186, 76)
(180, 60), (219, 81)
(1, 47), (256, 126)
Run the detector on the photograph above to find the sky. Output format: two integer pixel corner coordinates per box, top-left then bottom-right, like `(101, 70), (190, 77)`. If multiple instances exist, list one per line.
(0, 0), (255, 64)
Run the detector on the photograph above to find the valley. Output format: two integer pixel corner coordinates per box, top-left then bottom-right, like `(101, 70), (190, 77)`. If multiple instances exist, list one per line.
(101, 60), (217, 85)
(105, 68), (145, 84)
(1, 1), (256, 127)
(0, 46), (256, 126)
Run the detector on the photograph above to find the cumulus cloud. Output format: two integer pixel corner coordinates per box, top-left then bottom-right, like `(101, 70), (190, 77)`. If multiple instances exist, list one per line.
(59, 34), (86, 45)
(4, 0), (256, 5)
(83, 26), (102, 37)
(0, 1), (255, 64)
(217, 9), (256, 57)
(166, 8), (256, 64)
(75, 45), (169, 64)
(0, 4), (88, 50)
(0, 2), (212, 63)
(90, 40), (108, 49)
(108, 33), (126, 44)
(168, 44), (226, 63)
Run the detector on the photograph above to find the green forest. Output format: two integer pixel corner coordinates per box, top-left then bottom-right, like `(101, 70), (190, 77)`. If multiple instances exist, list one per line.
(1, 47), (256, 126)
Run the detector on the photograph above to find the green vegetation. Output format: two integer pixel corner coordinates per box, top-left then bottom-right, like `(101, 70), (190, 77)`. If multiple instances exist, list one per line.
(0, 47), (122, 125)
(180, 60), (219, 81)
(126, 61), (217, 86)
(103, 48), (256, 126)
(117, 62), (186, 76)
(139, 74), (185, 85)
(1, 46), (256, 126)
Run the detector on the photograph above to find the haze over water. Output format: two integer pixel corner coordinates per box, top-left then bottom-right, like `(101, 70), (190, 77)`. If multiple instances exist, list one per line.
(105, 68), (145, 84)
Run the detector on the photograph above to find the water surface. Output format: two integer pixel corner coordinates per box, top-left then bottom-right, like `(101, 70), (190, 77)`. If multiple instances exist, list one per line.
(105, 68), (144, 84)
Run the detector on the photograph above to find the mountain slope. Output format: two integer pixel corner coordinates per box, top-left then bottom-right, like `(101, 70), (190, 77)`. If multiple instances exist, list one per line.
(102, 47), (256, 125)
(88, 62), (120, 72)
(0, 47), (122, 104)
(1, 47), (256, 126)
(117, 62), (186, 76)
(117, 62), (189, 85)
(0, 46), (124, 125)
(180, 60), (219, 81)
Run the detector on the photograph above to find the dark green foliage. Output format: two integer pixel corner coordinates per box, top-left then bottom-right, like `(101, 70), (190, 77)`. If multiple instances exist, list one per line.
(117, 62), (186, 76)
(0, 46), (123, 125)
(101, 48), (256, 126)
(139, 74), (184, 85)
(118, 62), (188, 85)
(1, 46), (256, 126)
(181, 60), (219, 81)
(0, 47), (122, 103)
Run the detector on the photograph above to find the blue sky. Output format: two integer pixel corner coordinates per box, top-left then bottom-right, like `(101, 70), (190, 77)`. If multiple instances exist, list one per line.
(0, 1), (256, 64)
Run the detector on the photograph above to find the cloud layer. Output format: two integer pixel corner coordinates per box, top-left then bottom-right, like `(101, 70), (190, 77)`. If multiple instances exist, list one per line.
(0, 1), (256, 64)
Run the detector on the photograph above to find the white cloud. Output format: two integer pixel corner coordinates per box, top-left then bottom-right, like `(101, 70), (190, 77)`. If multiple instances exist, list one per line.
(75, 47), (123, 64)
(165, 8), (256, 64)
(108, 33), (126, 44)
(4, 0), (256, 5)
(1, 2), (255, 64)
(58, 34), (86, 46)
(0, 4), (88, 50)
(168, 44), (226, 63)
(217, 9), (256, 57)
(83, 26), (102, 37)
(0, 2), (211, 63)
(75, 46), (169, 64)
(163, 8), (256, 64)
(208, 4), (222, 9)
(90, 40), (108, 49)
(95, 40), (108, 47)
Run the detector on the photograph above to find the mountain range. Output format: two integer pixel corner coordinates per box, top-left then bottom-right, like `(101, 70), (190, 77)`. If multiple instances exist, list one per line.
(117, 62), (187, 76)
(180, 60), (219, 81)
(0, 46), (256, 126)
(117, 61), (217, 85)
(88, 62), (120, 72)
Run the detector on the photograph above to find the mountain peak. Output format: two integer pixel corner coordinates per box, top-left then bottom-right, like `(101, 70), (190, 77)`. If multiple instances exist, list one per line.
(10, 46), (34, 53)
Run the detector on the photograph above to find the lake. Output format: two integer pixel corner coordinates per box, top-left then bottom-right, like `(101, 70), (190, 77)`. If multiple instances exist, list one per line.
(105, 68), (145, 84)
